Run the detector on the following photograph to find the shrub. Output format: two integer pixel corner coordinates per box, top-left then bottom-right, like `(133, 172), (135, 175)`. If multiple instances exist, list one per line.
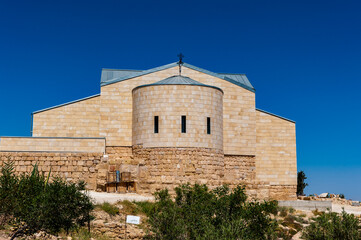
(99, 202), (119, 216)
(312, 209), (323, 216)
(288, 207), (295, 214)
(302, 210), (361, 240)
(0, 162), (94, 239)
(282, 215), (302, 232)
(135, 201), (155, 215)
(143, 184), (279, 240)
(278, 206), (288, 217)
(0, 161), (18, 227)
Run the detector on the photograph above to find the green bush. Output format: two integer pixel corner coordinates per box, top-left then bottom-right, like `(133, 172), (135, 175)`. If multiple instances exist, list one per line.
(0, 161), (18, 227)
(142, 184), (279, 240)
(0, 161), (94, 239)
(302, 210), (361, 240)
(278, 206), (288, 217)
(134, 201), (155, 215)
(98, 202), (119, 216)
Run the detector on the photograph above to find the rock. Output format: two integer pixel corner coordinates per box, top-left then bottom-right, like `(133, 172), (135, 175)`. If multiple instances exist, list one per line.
(319, 193), (329, 198)
(351, 201), (360, 206)
(92, 219), (105, 227)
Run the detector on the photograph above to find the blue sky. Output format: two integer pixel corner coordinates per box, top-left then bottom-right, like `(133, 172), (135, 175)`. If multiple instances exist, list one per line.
(0, 0), (360, 200)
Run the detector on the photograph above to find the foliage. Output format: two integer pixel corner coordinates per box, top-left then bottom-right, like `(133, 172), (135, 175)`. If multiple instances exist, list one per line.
(278, 206), (289, 217)
(0, 161), (94, 239)
(297, 171), (308, 196)
(282, 215), (303, 232)
(141, 184), (279, 240)
(339, 193), (345, 199)
(302, 210), (361, 240)
(312, 209), (323, 216)
(0, 161), (18, 227)
(98, 202), (119, 216)
(69, 228), (110, 240)
(134, 201), (155, 215)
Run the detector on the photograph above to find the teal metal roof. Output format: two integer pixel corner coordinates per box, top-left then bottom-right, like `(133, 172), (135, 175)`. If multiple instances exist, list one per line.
(32, 94), (100, 114)
(101, 62), (255, 92)
(133, 75), (223, 93)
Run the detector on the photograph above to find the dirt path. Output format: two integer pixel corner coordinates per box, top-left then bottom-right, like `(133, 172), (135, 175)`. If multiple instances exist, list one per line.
(87, 191), (154, 204)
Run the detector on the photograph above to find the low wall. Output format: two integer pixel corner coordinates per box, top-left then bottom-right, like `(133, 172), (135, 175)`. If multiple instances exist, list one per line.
(0, 152), (106, 190)
(278, 200), (332, 211)
(0, 137), (105, 153)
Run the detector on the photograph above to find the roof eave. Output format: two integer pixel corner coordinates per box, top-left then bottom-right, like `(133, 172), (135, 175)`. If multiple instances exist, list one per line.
(256, 108), (295, 123)
(32, 94), (100, 114)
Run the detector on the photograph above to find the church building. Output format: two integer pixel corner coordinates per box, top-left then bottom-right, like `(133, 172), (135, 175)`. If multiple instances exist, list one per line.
(0, 60), (297, 200)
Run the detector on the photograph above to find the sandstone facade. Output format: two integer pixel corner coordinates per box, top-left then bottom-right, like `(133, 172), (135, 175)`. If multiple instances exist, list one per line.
(0, 62), (297, 200)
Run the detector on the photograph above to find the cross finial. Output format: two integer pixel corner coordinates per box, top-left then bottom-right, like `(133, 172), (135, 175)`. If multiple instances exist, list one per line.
(177, 53), (184, 75)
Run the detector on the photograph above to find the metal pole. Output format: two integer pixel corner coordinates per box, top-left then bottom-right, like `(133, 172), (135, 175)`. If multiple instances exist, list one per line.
(124, 215), (127, 240)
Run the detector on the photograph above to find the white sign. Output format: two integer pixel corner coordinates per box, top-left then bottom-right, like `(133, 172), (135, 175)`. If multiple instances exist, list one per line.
(126, 215), (140, 225)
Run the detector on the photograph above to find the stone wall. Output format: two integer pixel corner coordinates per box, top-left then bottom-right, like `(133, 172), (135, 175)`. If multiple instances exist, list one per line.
(105, 146), (139, 183)
(32, 95), (100, 138)
(256, 109), (297, 187)
(223, 155), (256, 182)
(0, 147), (296, 200)
(0, 152), (105, 190)
(0, 137), (105, 153)
(133, 145), (224, 194)
(269, 185), (297, 200)
(132, 84), (223, 149)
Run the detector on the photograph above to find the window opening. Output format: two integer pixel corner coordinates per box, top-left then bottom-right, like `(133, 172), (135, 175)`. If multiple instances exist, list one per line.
(154, 116), (159, 133)
(181, 115), (186, 133)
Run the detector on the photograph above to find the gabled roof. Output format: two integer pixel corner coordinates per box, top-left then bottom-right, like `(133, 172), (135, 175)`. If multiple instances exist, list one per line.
(133, 75), (223, 93)
(101, 62), (255, 92)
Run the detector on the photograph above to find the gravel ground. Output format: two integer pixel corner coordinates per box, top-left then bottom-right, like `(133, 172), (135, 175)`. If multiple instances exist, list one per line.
(87, 191), (154, 204)
(86, 191), (361, 215)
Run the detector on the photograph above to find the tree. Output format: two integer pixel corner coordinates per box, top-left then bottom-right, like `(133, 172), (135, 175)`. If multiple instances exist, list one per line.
(297, 170), (308, 196)
(142, 184), (279, 240)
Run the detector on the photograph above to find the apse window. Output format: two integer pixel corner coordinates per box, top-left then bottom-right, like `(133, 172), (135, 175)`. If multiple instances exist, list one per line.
(181, 115), (186, 133)
(207, 117), (211, 134)
(154, 116), (159, 133)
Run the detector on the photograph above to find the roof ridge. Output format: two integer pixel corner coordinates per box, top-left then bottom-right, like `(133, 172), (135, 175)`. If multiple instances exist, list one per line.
(218, 72), (246, 75)
(101, 62), (255, 92)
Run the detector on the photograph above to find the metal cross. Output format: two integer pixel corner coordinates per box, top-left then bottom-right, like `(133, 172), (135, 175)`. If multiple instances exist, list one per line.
(177, 53), (184, 75)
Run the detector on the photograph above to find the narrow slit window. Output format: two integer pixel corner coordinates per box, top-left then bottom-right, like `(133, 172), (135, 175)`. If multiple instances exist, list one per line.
(181, 115), (186, 133)
(207, 117), (211, 134)
(154, 116), (159, 133)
